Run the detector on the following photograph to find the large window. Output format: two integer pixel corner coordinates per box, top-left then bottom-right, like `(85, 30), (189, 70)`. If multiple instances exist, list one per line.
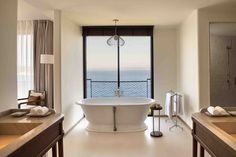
(86, 36), (118, 97)
(83, 26), (153, 98)
(120, 36), (151, 97)
(17, 21), (34, 98)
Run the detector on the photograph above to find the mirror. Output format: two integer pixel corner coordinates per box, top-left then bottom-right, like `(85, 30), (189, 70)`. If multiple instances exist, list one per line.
(210, 22), (236, 107)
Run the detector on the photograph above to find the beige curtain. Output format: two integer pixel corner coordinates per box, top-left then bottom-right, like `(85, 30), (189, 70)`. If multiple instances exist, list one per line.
(33, 20), (54, 108)
(17, 21), (34, 98)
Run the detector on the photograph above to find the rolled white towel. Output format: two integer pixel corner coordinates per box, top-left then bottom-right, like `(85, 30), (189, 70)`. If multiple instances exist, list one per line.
(30, 106), (41, 115)
(207, 106), (228, 115)
(207, 106), (220, 115)
(37, 107), (49, 115)
(30, 106), (49, 115)
(215, 106), (227, 115)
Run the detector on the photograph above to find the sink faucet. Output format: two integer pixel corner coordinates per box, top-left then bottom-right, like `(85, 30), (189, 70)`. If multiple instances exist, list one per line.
(115, 88), (122, 97)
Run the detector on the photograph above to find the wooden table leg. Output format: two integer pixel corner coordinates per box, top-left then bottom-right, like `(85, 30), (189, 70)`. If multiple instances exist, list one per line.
(193, 137), (198, 157)
(58, 138), (64, 157)
(200, 145), (204, 157)
(52, 144), (57, 157)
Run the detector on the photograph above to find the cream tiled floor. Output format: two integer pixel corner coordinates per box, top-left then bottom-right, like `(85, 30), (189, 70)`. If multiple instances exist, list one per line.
(59, 117), (195, 157)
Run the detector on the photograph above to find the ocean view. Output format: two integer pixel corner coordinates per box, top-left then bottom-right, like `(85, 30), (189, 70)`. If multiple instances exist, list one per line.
(86, 70), (151, 98)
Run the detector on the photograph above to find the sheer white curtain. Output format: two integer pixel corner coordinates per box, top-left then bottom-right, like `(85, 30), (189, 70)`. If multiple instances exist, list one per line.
(17, 21), (34, 98)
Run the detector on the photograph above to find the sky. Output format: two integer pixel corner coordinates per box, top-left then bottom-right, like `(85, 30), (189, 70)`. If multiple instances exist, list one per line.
(86, 36), (151, 71)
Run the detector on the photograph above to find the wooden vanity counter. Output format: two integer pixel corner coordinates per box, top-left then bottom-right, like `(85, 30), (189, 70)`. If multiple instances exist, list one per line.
(0, 109), (64, 157)
(192, 111), (236, 157)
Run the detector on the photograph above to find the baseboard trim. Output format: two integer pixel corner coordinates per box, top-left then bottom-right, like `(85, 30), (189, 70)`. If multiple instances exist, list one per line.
(177, 115), (191, 131)
(151, 114), (192, 131)
(148, 114), (168, 117)
(64, 115), (85, 136)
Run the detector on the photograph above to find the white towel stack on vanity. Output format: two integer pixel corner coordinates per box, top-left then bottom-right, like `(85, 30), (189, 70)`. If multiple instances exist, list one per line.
(30, 106), (49, 116)
(207, 106), (228, 116)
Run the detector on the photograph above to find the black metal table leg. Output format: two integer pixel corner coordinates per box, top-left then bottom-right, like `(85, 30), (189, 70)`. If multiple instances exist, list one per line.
(150, 104), (163, 137)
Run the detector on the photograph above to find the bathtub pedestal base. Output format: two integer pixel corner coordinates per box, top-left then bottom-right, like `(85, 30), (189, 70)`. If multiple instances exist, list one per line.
(86, 123), (148, 133)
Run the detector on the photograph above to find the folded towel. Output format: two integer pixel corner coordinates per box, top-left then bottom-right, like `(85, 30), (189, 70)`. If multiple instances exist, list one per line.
(177, 94), (184, 115)
(173, 93), (184, 115)
(207, 106), (227, 115)
(30, 106), (49, 115)
(207, 106), (220, 115)
(165, 92), (184, 119)
(30, 106), (40, 115)
(165, 92), (173, 119)
(215, 106), (228, 115)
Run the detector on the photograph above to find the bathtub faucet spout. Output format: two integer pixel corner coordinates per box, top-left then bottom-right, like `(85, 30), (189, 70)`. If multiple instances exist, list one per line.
(115, 88), (122, 97)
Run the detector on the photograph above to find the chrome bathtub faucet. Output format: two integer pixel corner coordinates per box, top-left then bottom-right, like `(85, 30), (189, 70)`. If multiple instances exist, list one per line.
(115, 88), (122, 97)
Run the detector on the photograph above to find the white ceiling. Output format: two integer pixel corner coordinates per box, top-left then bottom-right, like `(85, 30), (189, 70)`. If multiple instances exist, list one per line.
(18, 0), (54, 20)
(21, 0), (235, 26)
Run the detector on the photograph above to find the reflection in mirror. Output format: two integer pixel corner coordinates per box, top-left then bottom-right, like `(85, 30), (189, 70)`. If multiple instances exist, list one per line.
(210, 23), (236, 107)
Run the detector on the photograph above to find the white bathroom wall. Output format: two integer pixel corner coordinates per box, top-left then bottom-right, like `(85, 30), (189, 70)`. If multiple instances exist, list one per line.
(60, 13), (84, 133)
(53, 10), (62, 113)
(177, 10), (200, 127)
(0, 0), (18, 112)
(210, 35), (236, 106)
(154, 28), (177, 113)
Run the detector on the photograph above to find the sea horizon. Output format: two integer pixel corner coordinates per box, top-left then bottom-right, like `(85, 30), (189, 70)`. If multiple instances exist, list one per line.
(87, 69), (151, 81)
(86, 69), (151, 97)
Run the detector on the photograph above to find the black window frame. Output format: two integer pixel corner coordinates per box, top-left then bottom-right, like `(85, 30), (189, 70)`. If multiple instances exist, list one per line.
(82, 25), (154, 98)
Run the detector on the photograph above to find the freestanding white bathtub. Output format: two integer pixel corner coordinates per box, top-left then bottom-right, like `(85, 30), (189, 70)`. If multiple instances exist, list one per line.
(76, 97), (155, 132)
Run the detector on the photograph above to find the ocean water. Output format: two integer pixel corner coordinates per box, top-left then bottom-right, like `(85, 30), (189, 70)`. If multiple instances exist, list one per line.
(86, 70), (151, 98)
(87, 70), (150, 81)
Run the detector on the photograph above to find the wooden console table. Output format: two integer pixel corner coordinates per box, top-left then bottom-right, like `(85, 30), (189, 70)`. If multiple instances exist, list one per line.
(0, 109), (64, 157)
(192, 109), (236, 157)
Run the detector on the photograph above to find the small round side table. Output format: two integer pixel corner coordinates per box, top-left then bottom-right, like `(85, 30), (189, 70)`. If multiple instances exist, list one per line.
(150, 103), (163, 137)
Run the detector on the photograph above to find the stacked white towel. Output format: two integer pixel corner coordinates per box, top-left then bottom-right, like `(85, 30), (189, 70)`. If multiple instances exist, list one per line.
(207, 106), (228, 115)
(165, 92), (174, 119)
(175, 93), (184, 115)
(30, 106), (49, 115)
(165, 91), (184, 119)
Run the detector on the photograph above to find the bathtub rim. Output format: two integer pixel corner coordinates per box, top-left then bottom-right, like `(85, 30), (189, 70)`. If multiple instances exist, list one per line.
(76, 97), (156, 106)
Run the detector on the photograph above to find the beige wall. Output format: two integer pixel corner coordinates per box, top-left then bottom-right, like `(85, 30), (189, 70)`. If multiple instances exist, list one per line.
(53, 11), (84, 132)
(53, 10), (62, 113)
(154, 28), (177, 113)
(0, 0), (18, 112)
(61, 13), (84, 132)
(198, 9), (236, 109)
(177, 10), (199, 126)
